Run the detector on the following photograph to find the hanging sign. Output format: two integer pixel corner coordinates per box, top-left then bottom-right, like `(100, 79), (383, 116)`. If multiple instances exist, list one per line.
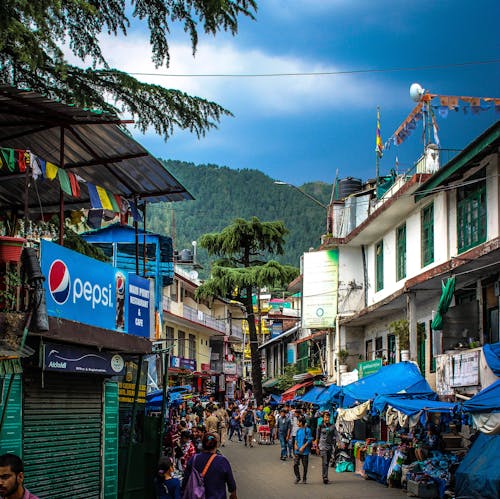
(127, 274), (151, 338)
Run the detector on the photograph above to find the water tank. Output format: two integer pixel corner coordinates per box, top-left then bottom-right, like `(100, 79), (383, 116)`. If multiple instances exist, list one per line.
(337, 177), (362, 199)
(179, 249), (193, 262)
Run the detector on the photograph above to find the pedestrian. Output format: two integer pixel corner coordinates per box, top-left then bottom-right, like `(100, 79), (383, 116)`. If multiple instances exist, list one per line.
(154, 456), (181, 499)
(179, 430), (196, 471)
(241, 404), (255, 447)
(315, 410), (336, 484)
(288, 408), (300, 458)
(216, 406), (229, 447)
(205, 408), (220, 442)
(228, 409), (242, 442)
(182, 433), (237, 499)
(293, 416), (313, 484)
(276, 408), (291, 460)
(0, 453), (39, 499)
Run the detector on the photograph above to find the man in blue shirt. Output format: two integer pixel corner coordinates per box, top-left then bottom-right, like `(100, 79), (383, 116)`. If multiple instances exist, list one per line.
(293, 416), (313, 484)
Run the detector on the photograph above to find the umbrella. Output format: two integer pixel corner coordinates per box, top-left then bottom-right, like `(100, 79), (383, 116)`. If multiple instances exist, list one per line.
(431, 277), (456, 330)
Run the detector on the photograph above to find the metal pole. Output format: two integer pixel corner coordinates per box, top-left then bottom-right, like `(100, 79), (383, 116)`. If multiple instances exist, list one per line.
(58, 127), (65, 246)
(159, 348), (170, 458)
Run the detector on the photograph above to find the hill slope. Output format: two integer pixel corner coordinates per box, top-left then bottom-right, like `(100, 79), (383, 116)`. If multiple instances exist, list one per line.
(148, 160), (333, 275)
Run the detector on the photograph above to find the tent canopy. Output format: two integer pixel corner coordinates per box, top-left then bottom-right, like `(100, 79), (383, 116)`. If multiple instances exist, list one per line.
(296, 385), (324, 404)
(455, 433), (500, 499)
(281, 380), (313, 403)
(373, 394), (455, 416)
(316, 383), (342, 406)
(483, 342), (500, 376)
(341, 362), (433, 407)
(463, 379), (500, 413)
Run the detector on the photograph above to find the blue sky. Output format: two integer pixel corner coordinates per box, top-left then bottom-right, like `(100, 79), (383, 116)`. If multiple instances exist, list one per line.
(92, 0), (499, 185)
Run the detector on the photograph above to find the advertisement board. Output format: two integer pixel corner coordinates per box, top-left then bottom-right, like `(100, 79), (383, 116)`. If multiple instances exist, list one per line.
(302, 249), (339, 328)
(43, 342), (125, 375)
(127, 274), (151, 338)
(358, 359), (383, 378)
(223, 361), (237, 375)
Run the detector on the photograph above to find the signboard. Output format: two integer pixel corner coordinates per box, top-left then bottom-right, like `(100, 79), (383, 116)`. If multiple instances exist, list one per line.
(271, 322), (283, 338)
(302, 249), (338, 328)
(118, 360), (148, 403)
(223, 361), (237, 375)
(450, 350), (479, 387)
(340, 370), (359, 386)
(127, 274), (151, 338)
(43, 342), (125, 375)
(170, 356), (196, 371)
(358, 359), (383, 378)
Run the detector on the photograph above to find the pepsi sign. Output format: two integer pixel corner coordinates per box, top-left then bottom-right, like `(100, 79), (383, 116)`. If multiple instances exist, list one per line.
(41, 240), (126, 332)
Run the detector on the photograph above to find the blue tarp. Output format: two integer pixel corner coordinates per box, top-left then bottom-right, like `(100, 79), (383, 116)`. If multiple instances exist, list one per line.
(483, 342), (500, 376)
(455, 433), (500, 499)
(372, 394), (456, 416)
(341, 362), (433, 407)
(269, 394), (282, 406)
(296, 385), (325, 404)
(462, 379), (500, 413)
(315, 384), (342, 406)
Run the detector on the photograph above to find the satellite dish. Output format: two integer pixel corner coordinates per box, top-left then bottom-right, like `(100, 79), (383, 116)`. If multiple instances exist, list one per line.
(409, 82), (425, 102)
(189, 270), (199, 280)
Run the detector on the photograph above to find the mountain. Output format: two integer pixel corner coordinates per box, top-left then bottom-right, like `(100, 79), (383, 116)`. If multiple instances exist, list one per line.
(148, 160), (333, 276)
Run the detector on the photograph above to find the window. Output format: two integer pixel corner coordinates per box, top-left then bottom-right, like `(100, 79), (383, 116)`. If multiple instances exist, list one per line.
(375, 240), (384, 291)
(166, 326), (175, 349)
(388, 334), (396, 364)
(396, 224), (406, 281)
(189, 334), (196, 360)
(365, 339), (373, 361)
(177, 330), (185, 357)
(457, 171), (486, 253)
(375, 336), (383, 358)
(421, 203), (434, 267)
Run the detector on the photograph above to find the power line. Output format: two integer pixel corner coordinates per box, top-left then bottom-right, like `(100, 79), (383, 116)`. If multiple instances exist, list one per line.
(102, 59), (500, 78)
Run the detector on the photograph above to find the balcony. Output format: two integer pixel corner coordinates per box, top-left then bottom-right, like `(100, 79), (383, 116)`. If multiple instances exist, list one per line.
(162, 296), (243, 341)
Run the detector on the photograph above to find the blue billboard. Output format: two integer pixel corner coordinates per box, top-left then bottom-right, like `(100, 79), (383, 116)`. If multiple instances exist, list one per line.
(127, 273), (151, 338)
(41, 240), (127, 332)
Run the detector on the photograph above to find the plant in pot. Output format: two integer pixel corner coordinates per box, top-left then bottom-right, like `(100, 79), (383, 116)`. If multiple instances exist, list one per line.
(337, 349), (350, 368)
(389, 319), (410, 361)
(0, 269), (26, 352)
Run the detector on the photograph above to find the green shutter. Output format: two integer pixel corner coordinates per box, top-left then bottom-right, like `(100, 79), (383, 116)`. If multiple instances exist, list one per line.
(23, 372), (103, 498)
(396, 224), (406, 281)
(0, 374), (22, 456)
(457, 174), (486, 253)
(376, 240), (384, 291)
(102, 381), (119, 499)
(421, 203), (434, 267)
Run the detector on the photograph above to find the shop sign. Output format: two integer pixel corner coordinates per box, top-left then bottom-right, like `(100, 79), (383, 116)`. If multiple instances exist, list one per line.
(271, 322), (283, 338)
(43, 342), (125, 375)
(358, 359), (382, 378)
(223, 361), (237, 374)
(450, 350), (479, 387)
(340, 370), (359, 386)
(119, 360), (148, 403)
(127, 274), (151, 338)
(170, 356), (196, 371)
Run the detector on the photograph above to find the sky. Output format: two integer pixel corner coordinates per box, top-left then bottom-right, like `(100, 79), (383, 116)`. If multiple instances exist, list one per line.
(88, 0), (499, 186)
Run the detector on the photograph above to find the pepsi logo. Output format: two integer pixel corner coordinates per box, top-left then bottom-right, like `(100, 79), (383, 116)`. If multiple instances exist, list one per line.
(49, 259), (71, 304)
(116, 273), (125, 297)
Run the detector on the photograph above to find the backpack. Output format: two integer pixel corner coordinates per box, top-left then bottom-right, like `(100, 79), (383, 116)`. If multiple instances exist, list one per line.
(182, 453), (217, 499)
(244, 410), (254, 427)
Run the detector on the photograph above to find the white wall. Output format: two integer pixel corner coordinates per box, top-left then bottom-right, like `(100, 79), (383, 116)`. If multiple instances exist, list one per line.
(338, 246), (365, 314)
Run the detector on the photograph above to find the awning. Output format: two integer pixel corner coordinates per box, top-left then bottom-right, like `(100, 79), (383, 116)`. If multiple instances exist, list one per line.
(431, 277), (456, 330)
(316, 384), (342, 406)
(262, 377), (279, 389)
(281, 380), (313, 403)
(463, 379), (500, 414)
(0, 86), (193, 211)
(372, 394), (456, 416)
(296, 385), (325, 404)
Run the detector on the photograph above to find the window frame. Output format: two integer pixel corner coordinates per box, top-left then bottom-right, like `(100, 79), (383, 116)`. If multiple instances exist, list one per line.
(421, 203), (434, 267)
(375, 240), (384, 291)
(396, 223), (407, 281)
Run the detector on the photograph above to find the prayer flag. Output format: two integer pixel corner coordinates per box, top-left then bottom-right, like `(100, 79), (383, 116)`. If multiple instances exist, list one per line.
(87, 183), (103, 209)
(46, 162), (58, 180)
(96, 185), (113, 211)
(57, 168), (72, 195)
(68, 172), (81, 198)
(376, 108), (384, 158)
(129, 200), (143, 222)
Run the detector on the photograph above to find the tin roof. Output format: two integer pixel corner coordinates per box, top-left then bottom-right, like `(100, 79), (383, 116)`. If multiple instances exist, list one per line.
(0, 86), (193, 211)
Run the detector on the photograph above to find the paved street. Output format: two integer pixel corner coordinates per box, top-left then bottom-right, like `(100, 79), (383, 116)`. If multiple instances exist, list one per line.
(221, 438), (404, 499)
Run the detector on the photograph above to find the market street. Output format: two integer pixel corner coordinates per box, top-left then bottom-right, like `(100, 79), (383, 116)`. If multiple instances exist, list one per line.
(222, 438), (404, 499)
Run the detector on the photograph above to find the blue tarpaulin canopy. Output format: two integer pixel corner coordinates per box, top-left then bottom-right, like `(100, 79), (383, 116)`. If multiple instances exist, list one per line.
(483, 342), (500, 376)
(296, 385), (325, 404)
(373, 394), (456, 416)
(316, 384), (342, 406)
(341, 362), (433, 407)
(455, 433), (500, 499)
(462, 379), (500, 413)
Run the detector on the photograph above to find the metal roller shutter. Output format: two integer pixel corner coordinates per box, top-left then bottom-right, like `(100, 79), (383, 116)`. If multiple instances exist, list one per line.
(23, 371), (103, 499)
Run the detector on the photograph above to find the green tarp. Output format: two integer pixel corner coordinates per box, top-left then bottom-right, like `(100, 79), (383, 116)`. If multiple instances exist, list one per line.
(431, 277), (455, 330)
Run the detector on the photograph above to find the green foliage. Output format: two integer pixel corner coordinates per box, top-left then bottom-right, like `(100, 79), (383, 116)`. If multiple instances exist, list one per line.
(276, 364), (299, 391)
(337, 349), (349, 364)
(0, 1), (256, 139)
(389, 319), (409, 350)
(148, 160), (332, 275)
(0, 269), (22, 311)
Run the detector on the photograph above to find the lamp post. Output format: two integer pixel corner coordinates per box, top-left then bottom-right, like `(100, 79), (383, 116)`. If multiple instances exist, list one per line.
(274, 180), (331, 233)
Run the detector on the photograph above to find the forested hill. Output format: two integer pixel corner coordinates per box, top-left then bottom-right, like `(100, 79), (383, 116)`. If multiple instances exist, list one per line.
(148, 160), (333, 275)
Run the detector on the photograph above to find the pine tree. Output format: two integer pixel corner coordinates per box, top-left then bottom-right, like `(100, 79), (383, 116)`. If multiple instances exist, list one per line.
(0, 1), (257, 139)
(195, 217), (299, 405)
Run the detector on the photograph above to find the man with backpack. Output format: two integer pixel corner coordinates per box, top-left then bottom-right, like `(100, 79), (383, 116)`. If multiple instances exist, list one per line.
(182, 433), (237, 499)
(241, 404), (255, 447)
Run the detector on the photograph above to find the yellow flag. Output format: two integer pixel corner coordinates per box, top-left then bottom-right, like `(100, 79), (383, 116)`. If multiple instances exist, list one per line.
(96, 185), (113, 211)
(46, 161), (58, 180)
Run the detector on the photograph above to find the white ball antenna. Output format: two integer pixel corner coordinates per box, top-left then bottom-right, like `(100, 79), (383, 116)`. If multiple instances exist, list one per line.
(410, 83), (425, 102)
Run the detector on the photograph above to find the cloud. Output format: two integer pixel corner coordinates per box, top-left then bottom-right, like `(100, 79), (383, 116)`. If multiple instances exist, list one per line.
(75, 33), (394, 119)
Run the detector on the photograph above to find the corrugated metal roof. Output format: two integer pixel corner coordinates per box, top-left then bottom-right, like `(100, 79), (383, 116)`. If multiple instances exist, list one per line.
(0, 86), (193, 210)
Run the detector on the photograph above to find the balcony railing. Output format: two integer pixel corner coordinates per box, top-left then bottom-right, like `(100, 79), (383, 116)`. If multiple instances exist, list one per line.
(163, 296), (243, 339)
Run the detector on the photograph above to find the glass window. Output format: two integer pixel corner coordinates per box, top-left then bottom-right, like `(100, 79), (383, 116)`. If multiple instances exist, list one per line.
(178, 330), (185, 357)
(457, 171), (486, 253)
(166, 326), (175, 349)
(396, 224), (406, 281)
(421, 203), (434, 267)
(375, 240), (384, 291)
(189, 334), (196, 360)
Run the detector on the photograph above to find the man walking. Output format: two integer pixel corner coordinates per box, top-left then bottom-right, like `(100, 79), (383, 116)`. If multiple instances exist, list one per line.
(276, 408), (291, 460)
(293, 417), (313, 484)
(241, 404), (255, 447)
(315, 410), (336, 484)
(0, 454), (39, 499)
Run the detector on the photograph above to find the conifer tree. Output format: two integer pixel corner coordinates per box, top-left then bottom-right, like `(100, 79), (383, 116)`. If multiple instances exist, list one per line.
(0, 1), (257, 139)
(195, 217), (299, 405)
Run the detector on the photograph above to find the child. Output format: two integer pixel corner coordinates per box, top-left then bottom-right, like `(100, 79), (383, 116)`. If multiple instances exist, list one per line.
(154, 457), (181, 499)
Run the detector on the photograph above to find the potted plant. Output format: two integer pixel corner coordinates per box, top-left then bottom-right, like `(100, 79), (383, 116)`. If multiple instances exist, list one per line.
(0, 236), (26, 264)
(337, 349), (350, 372)
(389, 319), (410, 361)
